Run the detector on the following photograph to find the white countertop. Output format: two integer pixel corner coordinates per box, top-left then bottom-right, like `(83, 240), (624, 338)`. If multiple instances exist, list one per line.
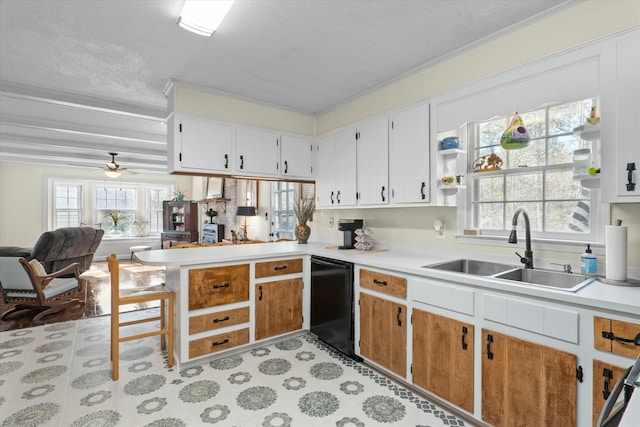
(135, 241), (640, 316)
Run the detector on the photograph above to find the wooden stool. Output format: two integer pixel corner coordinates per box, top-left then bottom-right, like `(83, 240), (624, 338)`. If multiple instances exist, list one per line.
(107, 254), (174, 380)
(130, 245), (151, 262)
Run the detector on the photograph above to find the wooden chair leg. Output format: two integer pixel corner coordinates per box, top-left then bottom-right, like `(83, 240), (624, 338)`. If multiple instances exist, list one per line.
(167, 293), (174, 367)
(160, 299), (166, 351)
(111, 305), (119, 381)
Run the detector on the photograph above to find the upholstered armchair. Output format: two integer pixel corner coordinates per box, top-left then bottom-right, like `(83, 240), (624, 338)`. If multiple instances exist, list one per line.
(0, 258), (82, 324)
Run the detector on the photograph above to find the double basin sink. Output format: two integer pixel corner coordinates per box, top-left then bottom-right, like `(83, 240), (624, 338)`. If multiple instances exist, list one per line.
(423, 258), (596, 292)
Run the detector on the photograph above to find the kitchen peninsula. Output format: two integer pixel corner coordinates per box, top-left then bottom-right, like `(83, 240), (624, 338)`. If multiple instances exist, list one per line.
(136, 240), (640, 427)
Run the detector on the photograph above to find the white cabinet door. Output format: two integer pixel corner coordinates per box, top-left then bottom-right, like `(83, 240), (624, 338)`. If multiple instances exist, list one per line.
(603, 31), (640, 202)
(235, 127), (280, 177)
(356, 117), (389, 205)
(169, 115), (233, 173)
(281, 135), (312, 179)
(315, 135), (336, 208)
(334, 128), (358, 206)
(389, 103), (430, 204)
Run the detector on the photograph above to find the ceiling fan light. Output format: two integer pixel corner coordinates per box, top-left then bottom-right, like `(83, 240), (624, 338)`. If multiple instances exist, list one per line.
(177, 0), (234, 37)
(105, 170), (121, 178)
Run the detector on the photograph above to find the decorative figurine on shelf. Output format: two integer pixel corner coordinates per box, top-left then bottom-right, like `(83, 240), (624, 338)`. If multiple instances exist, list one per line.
(473, 153), (503, 172)
(586, 105), (600, 125)
(500, 112), (531, 149)
(174, 191), (185, 201)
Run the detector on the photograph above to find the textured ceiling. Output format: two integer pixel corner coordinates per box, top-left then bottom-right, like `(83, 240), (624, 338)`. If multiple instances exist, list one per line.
(0, 0), (575, 172)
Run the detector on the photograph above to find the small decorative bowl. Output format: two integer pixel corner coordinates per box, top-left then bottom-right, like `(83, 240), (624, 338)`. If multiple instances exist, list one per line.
(440, 137), (461, 150)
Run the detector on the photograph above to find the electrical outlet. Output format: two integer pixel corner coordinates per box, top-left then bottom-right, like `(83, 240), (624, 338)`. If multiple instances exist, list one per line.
(328, 215), (334, 227)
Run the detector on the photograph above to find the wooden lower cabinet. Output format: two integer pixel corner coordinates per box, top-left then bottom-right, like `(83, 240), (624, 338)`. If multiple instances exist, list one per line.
(359, 292), (406, 377)
(412, 309), (473, 412)
(592, 359), (628, 427)
(188, 264), (249, 310)
(255, 278), (303, 340)
(481, 329), (577, 427)
(594, 316), (640, 359)
(189, 328), (250, 358)
(189, 306), (250, 335)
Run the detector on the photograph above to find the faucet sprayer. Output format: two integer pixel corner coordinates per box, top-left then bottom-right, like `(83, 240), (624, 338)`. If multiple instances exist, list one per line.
(509, 208), (533, 269)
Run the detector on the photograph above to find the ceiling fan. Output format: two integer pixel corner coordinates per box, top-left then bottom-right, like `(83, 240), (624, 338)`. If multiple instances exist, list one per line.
(104, 152), (132, 178)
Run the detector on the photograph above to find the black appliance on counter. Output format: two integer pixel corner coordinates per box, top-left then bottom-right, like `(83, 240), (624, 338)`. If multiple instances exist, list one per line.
(310, 256), (361, 361)
(597, 353), (640, 427)
(338, 219), (363, 249)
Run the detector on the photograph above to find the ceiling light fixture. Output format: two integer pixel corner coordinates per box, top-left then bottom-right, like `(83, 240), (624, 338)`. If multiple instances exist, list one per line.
(105, 170), (121, 178)
(177, 0), (235, 37)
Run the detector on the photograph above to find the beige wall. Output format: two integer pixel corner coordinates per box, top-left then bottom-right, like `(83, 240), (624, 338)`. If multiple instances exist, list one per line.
(0, 163), (192, 247)
(317, 0), (640, 133)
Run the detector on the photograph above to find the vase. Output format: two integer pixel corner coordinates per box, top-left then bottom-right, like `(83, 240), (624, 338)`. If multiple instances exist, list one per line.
(295, 223), (311, 244)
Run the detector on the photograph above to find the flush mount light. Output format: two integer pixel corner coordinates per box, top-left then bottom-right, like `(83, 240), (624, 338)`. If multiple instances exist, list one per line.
(177, 0), (235, 36)
(105, 170), (121, 178)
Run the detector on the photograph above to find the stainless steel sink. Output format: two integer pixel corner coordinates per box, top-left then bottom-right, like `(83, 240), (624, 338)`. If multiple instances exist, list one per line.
(423, 259), (517, 276)
(492, 268), (596, 292)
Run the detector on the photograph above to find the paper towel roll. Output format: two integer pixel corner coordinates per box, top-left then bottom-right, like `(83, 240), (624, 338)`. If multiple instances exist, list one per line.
(606, 225), (628, 281)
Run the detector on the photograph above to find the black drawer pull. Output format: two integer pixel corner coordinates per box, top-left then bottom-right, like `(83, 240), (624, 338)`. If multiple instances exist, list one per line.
(420, 182), (426, 200)
(602, 331), (640, 346)
(212, 339), (229, 347)
(373, 279), (388, 286)
(330, 191), (334, 204)
(461, 326), (468, 350)
(224, 154), (229, 169)
(486, 334), (494, 360)
(602, 368), (613, 400)
(258, 285), (263, 301)
(213, 283), (230, 289)
(274, 265), (288, 271)
(213, 316), (230, 324)
(396, 307), (402, 326)
(240, 155), (244, 169)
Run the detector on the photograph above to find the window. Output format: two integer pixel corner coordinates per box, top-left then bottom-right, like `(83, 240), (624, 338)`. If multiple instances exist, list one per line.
(54, 183), (82, 228)
(271, 182), (296, 240)
(96, 185), (137, 231)
(147, 187), (171, 233)
(467, 98), (601, 242)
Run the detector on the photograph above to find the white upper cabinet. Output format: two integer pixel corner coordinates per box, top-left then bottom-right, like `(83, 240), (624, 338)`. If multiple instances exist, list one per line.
(356, 117), (389, 205)
(601, 29), (640, 203)
(334, 128), (358, 206)
(315, 135), (336, 208)
(280, 134), (313, 179)
(235, 127), (280, 177)
(389, 102), (430, 204)
(168, 114), (233, 173)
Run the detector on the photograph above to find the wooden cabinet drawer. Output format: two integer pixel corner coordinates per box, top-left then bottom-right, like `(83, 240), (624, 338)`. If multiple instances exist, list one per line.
(189, 328), (250, 359)
(360, 268), (406, 298)
(594, 316), (640, 358)
(255, 258), (303, 278)
(188, 264), (249, 310)
(189, 307), (250, 335)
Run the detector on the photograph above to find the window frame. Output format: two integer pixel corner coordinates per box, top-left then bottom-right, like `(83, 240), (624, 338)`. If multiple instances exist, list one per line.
(52, 182), (83, 229)
(462, 100), (606, 246)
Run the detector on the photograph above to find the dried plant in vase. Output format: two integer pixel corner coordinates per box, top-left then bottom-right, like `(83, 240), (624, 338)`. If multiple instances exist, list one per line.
(293, 198), (316, 244)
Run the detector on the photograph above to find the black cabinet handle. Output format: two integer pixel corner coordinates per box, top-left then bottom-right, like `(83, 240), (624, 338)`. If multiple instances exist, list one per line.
(284, 160), (288, 174)
(486, 334), (494, 360)
(258, 285), (263, 301)
(373, 279), (388, 286)
(461, 326), (468, 350)
(381, 186), (386, 202)
(240, 155), (244, 169)
(336, 190), (341, 204)
(396, 307), (402, 326)
(421, 182), (426, 200)
(602, 368), (613, 400)
(224, 154), (229, 169)
(213, 316), (230, 324)
(330, 191), (334, 204)
(627, 162), (636, 191)
(274, 265), (287, 271)
(213, 283), (230, 289)
(602, 331), (640, 346)
(212, 339), (229, 347)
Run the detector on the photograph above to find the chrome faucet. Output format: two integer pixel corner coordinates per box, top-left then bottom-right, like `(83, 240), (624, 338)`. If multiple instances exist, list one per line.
(508, 208), (533, 269)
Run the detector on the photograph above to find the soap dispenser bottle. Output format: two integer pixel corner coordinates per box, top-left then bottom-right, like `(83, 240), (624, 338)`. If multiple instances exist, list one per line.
(581, 244), (597, 276)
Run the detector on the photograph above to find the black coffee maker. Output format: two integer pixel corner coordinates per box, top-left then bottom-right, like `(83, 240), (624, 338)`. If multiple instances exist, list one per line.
(338, 219), (363, 249)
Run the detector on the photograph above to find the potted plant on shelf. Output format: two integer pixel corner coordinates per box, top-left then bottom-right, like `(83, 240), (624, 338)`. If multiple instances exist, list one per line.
(293, 198), (316, 244)
(105, 210), (127, 235)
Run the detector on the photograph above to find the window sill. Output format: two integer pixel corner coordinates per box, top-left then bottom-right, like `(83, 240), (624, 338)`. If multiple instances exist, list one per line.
(455, 233), (605, 255)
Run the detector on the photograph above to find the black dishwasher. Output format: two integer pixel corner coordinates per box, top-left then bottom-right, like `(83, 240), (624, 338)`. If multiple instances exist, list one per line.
(310, 256), (361, 361)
